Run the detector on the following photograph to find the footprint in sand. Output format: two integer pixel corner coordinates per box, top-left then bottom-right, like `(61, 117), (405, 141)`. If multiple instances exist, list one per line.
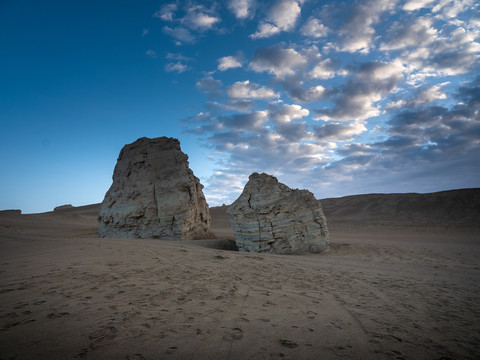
(47, 312), (70, 319)
(125, 354), (146, 360)
(223, 328), (243, 341)
(166, 346), (178, 355)
(279, 339), (299, 348)
(89, 326), (118, 344)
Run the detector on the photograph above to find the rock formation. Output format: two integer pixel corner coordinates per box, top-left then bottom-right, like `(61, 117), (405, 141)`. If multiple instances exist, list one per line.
(54, 204), (74, 212)
(98, 137), (212, 240)
(226, 173), (328, 254)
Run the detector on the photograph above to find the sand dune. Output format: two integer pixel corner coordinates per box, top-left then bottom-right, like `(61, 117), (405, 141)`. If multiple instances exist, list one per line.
(1, 191), (479, 359)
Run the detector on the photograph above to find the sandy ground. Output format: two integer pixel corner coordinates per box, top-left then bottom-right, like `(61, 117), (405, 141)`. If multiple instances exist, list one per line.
(1, 202), (479, 359)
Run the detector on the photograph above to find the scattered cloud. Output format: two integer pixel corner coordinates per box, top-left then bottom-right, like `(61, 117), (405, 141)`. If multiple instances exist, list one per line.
(301, 17), (329, 38)
(280, 79), (326, 103)
(250, 0), (302, 39)
(167, 0), (480, 205)
(322, 0), (398, 53)
(166, 53), (193, 62)
(386, 83), (449, 109)
(310, 58), (335, 79)
(313, 121), (367, 142)
(228, 0), (256, 19)
(163, 26), (196, 44)
(227, 80), (279, 100)
(145, 49), (157, 58)
(157, 2), (220, 44)
(154, 3), (178, 21)
(182, 5), (220, 30)
(380, 17), (439, 51)
(218, 56), (243, 71)
(403, 0), (435, 11)
(196, 76), (223, 99)
(165, 62), (189, 73)
(250, 46), (307, 78)
(269, 104), (311, 141)
(314, 60), (404, 122)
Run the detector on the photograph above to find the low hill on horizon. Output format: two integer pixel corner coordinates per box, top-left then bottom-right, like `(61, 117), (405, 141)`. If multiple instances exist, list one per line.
(321, 188), (480, 228)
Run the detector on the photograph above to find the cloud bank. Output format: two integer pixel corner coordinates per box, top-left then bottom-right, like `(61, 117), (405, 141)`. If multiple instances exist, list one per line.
(152, 0), (480, 204)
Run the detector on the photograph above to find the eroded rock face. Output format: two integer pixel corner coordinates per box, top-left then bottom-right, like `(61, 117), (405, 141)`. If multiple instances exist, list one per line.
(98, 137), (212, 240)
(226, 173), (328, 254)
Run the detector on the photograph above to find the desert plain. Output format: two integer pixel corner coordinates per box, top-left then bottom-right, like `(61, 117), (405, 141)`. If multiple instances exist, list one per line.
(1, 189), (479, 360)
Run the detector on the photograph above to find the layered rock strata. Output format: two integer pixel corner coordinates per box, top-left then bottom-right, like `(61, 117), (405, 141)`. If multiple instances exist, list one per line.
(227, 173), (328, 254)
(98, 137), (212, 240)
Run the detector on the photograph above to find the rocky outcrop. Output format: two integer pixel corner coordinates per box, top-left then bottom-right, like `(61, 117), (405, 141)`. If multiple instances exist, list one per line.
(0, 209), (21, 215)
(98, 137), (212, 240)
(226, 173), (328, 254)
(54, 204), (74, 212)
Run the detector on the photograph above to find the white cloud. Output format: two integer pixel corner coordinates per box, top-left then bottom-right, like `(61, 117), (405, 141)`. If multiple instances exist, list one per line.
(165, 62), (189, 73)
(400, 24), (480, 76)
(196, 76), (223, 98)
(250, 46), (307, 78)
(356, 59), (405, 81)
(183, 6), (220, 30)
(154, 3), (177, 21)
(228, 0), (255, 19)
(267, 104), (312, 142)
(271, 104), (309, 123)
(314, 60), (403, 122)
(386, 83), (449, 109)
(163, 26), (196, 44)
(302, 86), (326, 102)
(267, 0), (301, 30)
(310, 59), (335, 79)
(432, 0), (476, 19)
(250, 0), (302, 38)
(314, 122), (367, 142)
(157, 3), (220, 44)
(166, 53), (193, 62)
(145, 49), (157, 58)
(380, 17), (439, 51)
(250, 23), (281, 39)
(221, 111), (269, 131)
(205, 100), (255, 113)
(301, 18), (329, 38)
(403, 0), (435, 11)
(218, 56), (243, 71)
(337, 0), (398, 53)
(227, 80), (279, 100)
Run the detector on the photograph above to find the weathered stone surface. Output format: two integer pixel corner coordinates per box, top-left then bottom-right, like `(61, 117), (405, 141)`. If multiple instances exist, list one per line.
(98, 137), (212, 240)
(226, 173), (328, 254)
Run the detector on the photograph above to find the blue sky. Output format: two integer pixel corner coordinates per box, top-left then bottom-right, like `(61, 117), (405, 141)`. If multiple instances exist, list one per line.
(1, 0), (479, 213)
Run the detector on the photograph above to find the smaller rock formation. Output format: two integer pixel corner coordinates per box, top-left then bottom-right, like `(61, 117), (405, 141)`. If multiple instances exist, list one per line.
(54, 204), (74, 212)
(0, 209), (22, 215)
(98, 137), (212, 240)
(227, 173), (328, 254)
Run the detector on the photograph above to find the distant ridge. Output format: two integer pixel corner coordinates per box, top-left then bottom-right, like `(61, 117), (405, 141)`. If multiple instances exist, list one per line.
(321, 188), (480, 228)
(4, 188), (478, 230)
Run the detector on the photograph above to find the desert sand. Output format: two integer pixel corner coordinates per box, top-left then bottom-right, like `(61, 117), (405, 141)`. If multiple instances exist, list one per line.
(1, 190), (480, 359)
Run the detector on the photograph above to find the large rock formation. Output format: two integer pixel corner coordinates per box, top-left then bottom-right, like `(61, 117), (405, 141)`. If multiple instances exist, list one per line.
(98, 137), (212, 240)
(226, 173), (328, 254)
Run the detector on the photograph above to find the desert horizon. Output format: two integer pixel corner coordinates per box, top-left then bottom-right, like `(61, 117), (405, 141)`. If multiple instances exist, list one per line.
(1, 188), (479, 359)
